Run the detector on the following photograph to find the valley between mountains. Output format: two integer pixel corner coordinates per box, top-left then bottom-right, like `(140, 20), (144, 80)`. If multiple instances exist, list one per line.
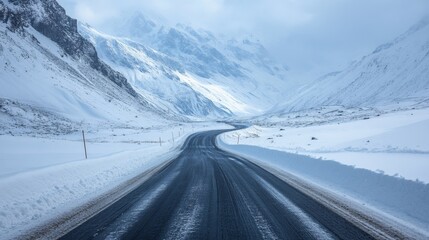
(1, 0), (429, 239)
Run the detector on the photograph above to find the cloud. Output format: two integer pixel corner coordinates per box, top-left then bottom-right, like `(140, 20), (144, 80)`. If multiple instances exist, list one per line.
(57, 0), (429, 80)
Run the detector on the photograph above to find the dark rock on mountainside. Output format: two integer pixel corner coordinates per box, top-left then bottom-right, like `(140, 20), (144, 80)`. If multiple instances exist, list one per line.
(0, 0), (137, 97)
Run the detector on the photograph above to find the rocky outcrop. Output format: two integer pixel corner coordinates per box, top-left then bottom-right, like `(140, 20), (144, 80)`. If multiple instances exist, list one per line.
(0, 0), (137, 97)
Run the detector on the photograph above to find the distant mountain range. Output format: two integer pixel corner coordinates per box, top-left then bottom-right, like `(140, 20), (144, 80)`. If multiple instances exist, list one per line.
(79, 12), (290, 117)
(1, 0), (428, 128)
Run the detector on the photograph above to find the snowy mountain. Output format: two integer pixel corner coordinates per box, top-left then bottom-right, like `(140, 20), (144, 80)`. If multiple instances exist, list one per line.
(0, 0), (175, 134)
(79, 13), (291, 116)
(78, 24), (229, 118)
(270, 17), (429, 114)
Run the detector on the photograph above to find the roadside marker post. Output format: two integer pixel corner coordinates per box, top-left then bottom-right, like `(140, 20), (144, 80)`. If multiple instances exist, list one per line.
(82, 130), (87, 159)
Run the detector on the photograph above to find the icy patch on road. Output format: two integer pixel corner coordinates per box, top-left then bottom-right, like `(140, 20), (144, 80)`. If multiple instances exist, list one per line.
(253, 174), (334, 239)
(104, 172), (179, 240)
(162, 178), (205, 240)
(230, 175), (279, 239)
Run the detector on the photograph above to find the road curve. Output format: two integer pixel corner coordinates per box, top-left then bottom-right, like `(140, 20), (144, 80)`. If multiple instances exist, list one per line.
(61, 130), (374, 240)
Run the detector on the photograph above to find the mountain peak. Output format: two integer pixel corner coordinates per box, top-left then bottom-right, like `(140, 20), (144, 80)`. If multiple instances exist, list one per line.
(372, 16), (429, 55)
(129, 12), (156, 28)
(404, 15), (429, 36)
(116, 11), (158, 39)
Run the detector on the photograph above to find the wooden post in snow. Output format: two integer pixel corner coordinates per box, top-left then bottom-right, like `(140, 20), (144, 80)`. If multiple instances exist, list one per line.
(159, 137), (162, 146)
(82, 130), (87, 159)
(237, 134), (240, 145)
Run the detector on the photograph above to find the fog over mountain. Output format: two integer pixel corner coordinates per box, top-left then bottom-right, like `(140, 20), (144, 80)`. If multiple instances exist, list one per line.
(58, 0), (429, 80)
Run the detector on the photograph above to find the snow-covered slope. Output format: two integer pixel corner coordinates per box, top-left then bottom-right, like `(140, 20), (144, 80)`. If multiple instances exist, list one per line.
(0, 0), (173, 134)
(79, 24), (229, 118)
(271, 17), (429, 113)
(79, 13), (291, 116)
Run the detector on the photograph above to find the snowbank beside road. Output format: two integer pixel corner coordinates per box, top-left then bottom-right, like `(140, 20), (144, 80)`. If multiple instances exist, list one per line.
(223, 108), (429, 182)
(0, 146), (172, 238)
(217, 138), (429, 236)
(0, 123), (231, 238)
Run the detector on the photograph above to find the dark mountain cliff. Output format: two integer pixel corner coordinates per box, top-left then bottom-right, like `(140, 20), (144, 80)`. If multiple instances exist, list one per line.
(0, 0), (137, 97)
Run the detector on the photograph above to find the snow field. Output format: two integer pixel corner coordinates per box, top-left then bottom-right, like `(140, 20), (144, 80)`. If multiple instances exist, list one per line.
(224, 108), (429, 182)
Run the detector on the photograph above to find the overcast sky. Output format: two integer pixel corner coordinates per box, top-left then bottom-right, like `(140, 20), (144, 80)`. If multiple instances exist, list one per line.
(58, 0), (429, 80)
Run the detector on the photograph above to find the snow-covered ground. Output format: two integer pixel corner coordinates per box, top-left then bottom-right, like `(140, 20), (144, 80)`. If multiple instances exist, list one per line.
(225, 107), (429, 182)
(218, 106), (429, 234)
(0, 122), (231, 238)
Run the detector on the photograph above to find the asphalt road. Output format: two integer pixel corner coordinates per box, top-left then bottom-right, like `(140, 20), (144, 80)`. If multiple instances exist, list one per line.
(61, 130), (374, 240)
